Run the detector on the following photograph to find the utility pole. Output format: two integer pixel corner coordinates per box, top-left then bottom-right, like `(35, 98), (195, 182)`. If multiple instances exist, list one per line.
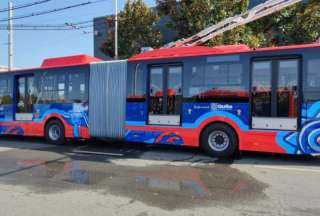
(114, 0), (118, 59)
(8, 0), (13, 71)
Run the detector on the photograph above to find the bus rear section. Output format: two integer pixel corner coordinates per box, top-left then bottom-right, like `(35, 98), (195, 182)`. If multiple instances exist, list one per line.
(0, 57), (93, 144)
(125, 43), (320, 157)
(0, 56), (128, 145)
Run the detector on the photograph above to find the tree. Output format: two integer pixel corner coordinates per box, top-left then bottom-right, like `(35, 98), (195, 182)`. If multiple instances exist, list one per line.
(101, 0), (162, 59)
(245, 0), (320, 46)
(158, 0), (320, 48)
(156, 0), (265, 48)
(281, 0), (320, 45)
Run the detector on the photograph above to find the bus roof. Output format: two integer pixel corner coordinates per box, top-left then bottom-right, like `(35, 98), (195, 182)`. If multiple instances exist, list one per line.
(2, 54), (102, 74)
(128, 43), (320, 62)
(41, 54), (102, 69)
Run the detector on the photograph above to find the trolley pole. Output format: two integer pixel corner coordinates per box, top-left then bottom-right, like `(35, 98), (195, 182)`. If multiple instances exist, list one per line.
(114, 0), (118, 59)
(8, 0), (13, 71)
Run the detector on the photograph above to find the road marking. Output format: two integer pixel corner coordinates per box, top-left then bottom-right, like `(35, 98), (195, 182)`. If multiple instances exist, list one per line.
(73, 145), (91, 151)
(0, 147), (14, 152)
(73, 150), (124, 157)
(0, 143), (54, 150)
(126, 148), (137, 153)
(252, 165), (320, 174)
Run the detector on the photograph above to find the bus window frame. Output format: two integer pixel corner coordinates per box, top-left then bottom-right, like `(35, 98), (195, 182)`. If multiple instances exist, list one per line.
(249, 54), (303, 130)
(0, 74), (14, 106)
(182, 55), (248, 103)
(34, 66), (89, 104)
(147, 62), (184, 126)
(303, 57), (320, 103)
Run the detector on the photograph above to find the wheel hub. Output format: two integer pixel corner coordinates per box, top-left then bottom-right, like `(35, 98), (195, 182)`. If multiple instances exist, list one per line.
(49, 125), (61, 141)
(208, 130), (230, 152)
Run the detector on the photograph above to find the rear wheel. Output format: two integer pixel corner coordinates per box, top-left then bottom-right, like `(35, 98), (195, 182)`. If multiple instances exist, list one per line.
(201, 123), (238, 158)
(45, 120), (65, 145)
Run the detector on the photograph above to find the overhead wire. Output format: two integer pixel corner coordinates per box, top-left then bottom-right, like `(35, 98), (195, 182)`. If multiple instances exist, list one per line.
(0, 0), (52, 13)
(0, 18), (111, 31)
(0, 0), (109, 22)
(0, 23), (106, 31)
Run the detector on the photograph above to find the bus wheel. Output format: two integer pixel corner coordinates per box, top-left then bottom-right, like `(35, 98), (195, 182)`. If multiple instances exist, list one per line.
(201, 123), (238, 158)
(45, 120), (65, 145)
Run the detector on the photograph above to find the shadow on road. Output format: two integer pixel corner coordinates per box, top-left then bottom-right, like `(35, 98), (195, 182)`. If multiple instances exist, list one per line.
(0, 136), (319, 168)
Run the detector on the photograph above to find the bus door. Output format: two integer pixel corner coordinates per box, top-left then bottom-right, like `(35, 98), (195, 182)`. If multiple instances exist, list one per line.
(15, 75), (35, 121)
(251, 58), (299, 130)
(148, 65), (182, 126)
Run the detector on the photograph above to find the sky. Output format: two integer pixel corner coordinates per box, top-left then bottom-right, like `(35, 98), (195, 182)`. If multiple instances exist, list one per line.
(0, 0), (156, 68)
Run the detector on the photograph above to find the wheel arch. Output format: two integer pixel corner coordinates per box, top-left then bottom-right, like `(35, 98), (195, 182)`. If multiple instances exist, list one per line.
(199, 120), (240, 149)
(43, 115), (66, 134)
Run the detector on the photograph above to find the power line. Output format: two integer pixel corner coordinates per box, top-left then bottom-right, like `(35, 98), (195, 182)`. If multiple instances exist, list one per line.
(0, 25), (95, 30)
(0, 23), (97, 30)
(0, 24), (68, 28)
(0, 24), (97, 31)
(0, 27), (75, 31)
(0, 0), (109, 22)
(0, 14), (147, 31)
(0, 0), (52, 13)
(0, 17), (112, 29)
(0, 18), (110, 30)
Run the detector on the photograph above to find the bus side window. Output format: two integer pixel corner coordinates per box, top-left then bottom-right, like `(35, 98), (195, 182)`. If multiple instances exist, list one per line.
(304, 59), (320, 102)
(0, 76), (12, 105)
(68, 71), (88, 103)
(127, 64), (146, 101)
(252, 61), (272, 117)
(277, 60), (298, 118)
(37, 68), (88, 104)
(185, 62), (246, 99)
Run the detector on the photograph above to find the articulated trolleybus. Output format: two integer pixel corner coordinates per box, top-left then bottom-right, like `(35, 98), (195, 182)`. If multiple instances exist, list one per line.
(1, 43), (320, 157)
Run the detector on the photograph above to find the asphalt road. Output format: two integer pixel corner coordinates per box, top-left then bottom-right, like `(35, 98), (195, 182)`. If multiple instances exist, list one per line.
(0, 137), (319, 216)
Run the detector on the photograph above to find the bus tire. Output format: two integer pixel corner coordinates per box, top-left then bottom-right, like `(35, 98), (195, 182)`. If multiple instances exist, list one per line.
(45, 119), (66, 145)
(201, 123), (238, 158)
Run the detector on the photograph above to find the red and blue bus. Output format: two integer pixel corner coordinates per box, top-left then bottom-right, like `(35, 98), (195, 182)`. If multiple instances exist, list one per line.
(1, 43), (320, 157)
(0, 55), (100, 144)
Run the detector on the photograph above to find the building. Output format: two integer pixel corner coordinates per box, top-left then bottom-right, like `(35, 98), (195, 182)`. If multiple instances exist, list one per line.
(93, 14), (176, 60)
(93, 0), (269, 59)
(93, 16), (112, 60)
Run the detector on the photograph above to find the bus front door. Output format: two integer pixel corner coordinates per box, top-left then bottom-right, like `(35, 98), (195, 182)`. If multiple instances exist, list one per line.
(15, 75), (35, 121)
(148, 65), (182, 126)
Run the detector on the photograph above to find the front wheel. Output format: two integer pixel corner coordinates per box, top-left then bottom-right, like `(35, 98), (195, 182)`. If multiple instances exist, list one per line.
(45, 120), (66, 145)
(201, 123), (238, 158)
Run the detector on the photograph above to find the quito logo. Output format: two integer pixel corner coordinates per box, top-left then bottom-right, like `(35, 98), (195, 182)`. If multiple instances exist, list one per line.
(211, 103), (233, 111)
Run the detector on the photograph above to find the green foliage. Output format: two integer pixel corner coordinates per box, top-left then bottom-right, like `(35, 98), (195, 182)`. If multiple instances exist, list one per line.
(156, 0), (265, 48)
(278, 0), (320, 45)
(158, 0), (320, 48)
(101, 0), (162, 59)
(249, 0), (320, 46)
(102, 0), (320, 58)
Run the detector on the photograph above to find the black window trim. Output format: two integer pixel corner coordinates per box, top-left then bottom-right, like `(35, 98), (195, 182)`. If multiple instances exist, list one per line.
(183, 60), (247, 102)
(249, 54), (303, 130)
(0, 74), (13, 105)
(304, 58), (320, 102)
(35, 67), (89, 104)
(147, 63), (183, 115)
